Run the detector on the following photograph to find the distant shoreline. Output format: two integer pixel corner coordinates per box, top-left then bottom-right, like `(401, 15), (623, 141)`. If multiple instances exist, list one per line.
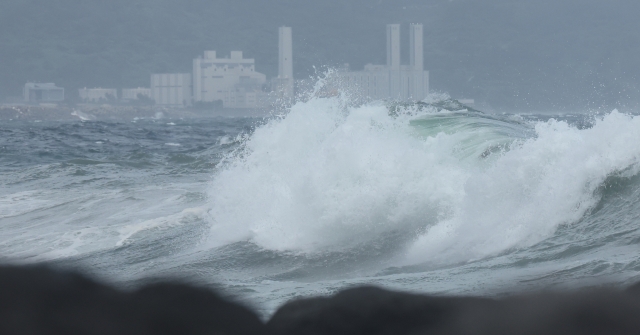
(0, 105), (274, 121)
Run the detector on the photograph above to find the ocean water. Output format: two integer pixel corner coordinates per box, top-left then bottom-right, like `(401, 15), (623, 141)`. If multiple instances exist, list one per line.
(1, 95), (640, 316)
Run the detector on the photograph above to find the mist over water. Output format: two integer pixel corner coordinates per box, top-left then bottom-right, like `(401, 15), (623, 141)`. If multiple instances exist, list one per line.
(1, 88), (640, 315)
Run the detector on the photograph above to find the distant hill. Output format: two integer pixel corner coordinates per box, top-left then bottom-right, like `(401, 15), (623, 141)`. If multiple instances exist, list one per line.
(1, 0), (639, 111)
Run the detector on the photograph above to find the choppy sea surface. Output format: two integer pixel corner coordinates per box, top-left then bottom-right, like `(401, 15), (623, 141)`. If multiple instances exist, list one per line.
(2, 96), (640, 316)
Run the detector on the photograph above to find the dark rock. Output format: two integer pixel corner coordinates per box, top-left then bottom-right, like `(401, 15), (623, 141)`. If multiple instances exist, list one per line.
(132, 282), (266, 335)
(267, 286), (494, 335)
(268, 286), (640, 335)
(0, 265), (266, 335)
(3, 264), (640, 335)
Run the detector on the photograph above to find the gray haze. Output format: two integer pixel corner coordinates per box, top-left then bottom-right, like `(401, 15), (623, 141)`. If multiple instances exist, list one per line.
(1, 0), (639, 111)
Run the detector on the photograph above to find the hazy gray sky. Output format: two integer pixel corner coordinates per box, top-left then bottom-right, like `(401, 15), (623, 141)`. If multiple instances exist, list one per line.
(1, 0), (639, 111)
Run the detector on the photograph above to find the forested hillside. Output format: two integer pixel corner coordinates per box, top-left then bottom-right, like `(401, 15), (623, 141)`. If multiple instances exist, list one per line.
(1, 0), (639, 111)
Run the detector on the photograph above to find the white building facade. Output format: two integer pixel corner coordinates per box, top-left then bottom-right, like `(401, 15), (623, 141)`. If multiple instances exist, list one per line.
(78, 88), (118, 103)
(337, 24), (429, 101)
(24, 83), (65, 103)
(121, 87), (151, 101)
(150, 73), (192, 106)
(193, 51), (267, 108)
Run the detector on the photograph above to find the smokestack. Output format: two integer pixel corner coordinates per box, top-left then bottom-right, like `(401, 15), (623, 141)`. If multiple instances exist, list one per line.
(410, 24), (424, 72)
(278, 27), (293, 80)
(386, 24), (400, 70)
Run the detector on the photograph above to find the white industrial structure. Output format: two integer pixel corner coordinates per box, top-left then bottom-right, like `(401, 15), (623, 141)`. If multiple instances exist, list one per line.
(24, 83), (65, 103)
(121, 87), (151, 101)
(272, 26), (294, 102)
(150, 73), (192, 106)
(147, 27), (293, 109)
(192, 51), (267, 108)
(337, 23), (429, 101)
(79, 87), (118, 102)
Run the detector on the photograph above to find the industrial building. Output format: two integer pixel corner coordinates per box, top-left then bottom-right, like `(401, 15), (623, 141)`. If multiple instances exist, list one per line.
(193, 51), (267, 109)
(148, 26), (294, 109)
(79, 88), (118, 103)
(121, 87), (151, 101)
(150, 73), (192, 106)
(24, 83), (65, 103)
(337, 24), (429, 101)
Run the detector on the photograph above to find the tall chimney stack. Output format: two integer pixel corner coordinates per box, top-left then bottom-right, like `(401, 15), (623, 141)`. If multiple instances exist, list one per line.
(410, 23), (424, 72)
(386, 24), (401, 70)
(278, 26), (294, 101)
(278, 27), (293, 79)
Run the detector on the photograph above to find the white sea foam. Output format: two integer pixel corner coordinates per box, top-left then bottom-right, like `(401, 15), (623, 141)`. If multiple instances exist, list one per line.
(404, 110), (640, 265)
(116, 207), (206, 247)
(205, 95), (640, 266)
(0, 190), (60, 219)
(206, 97), (500, 252)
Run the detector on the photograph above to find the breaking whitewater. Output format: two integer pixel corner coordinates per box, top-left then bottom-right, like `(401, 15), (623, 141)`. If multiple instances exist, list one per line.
(2, 90), (640, 316)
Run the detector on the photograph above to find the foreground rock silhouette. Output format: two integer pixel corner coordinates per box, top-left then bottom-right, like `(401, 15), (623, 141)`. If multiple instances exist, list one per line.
(269, 285), (640, 335)
(0, 265), (266, 335)
(1, 265), (640, 335)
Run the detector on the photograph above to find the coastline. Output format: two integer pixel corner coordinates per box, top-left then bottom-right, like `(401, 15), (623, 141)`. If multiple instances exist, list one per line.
(0, 104), (274, 121)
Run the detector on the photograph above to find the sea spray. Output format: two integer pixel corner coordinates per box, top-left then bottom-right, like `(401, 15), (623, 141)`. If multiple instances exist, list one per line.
(404, 110), (640, 265)
(206, 96), (640, 270)
(205, 95), (522, 254)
